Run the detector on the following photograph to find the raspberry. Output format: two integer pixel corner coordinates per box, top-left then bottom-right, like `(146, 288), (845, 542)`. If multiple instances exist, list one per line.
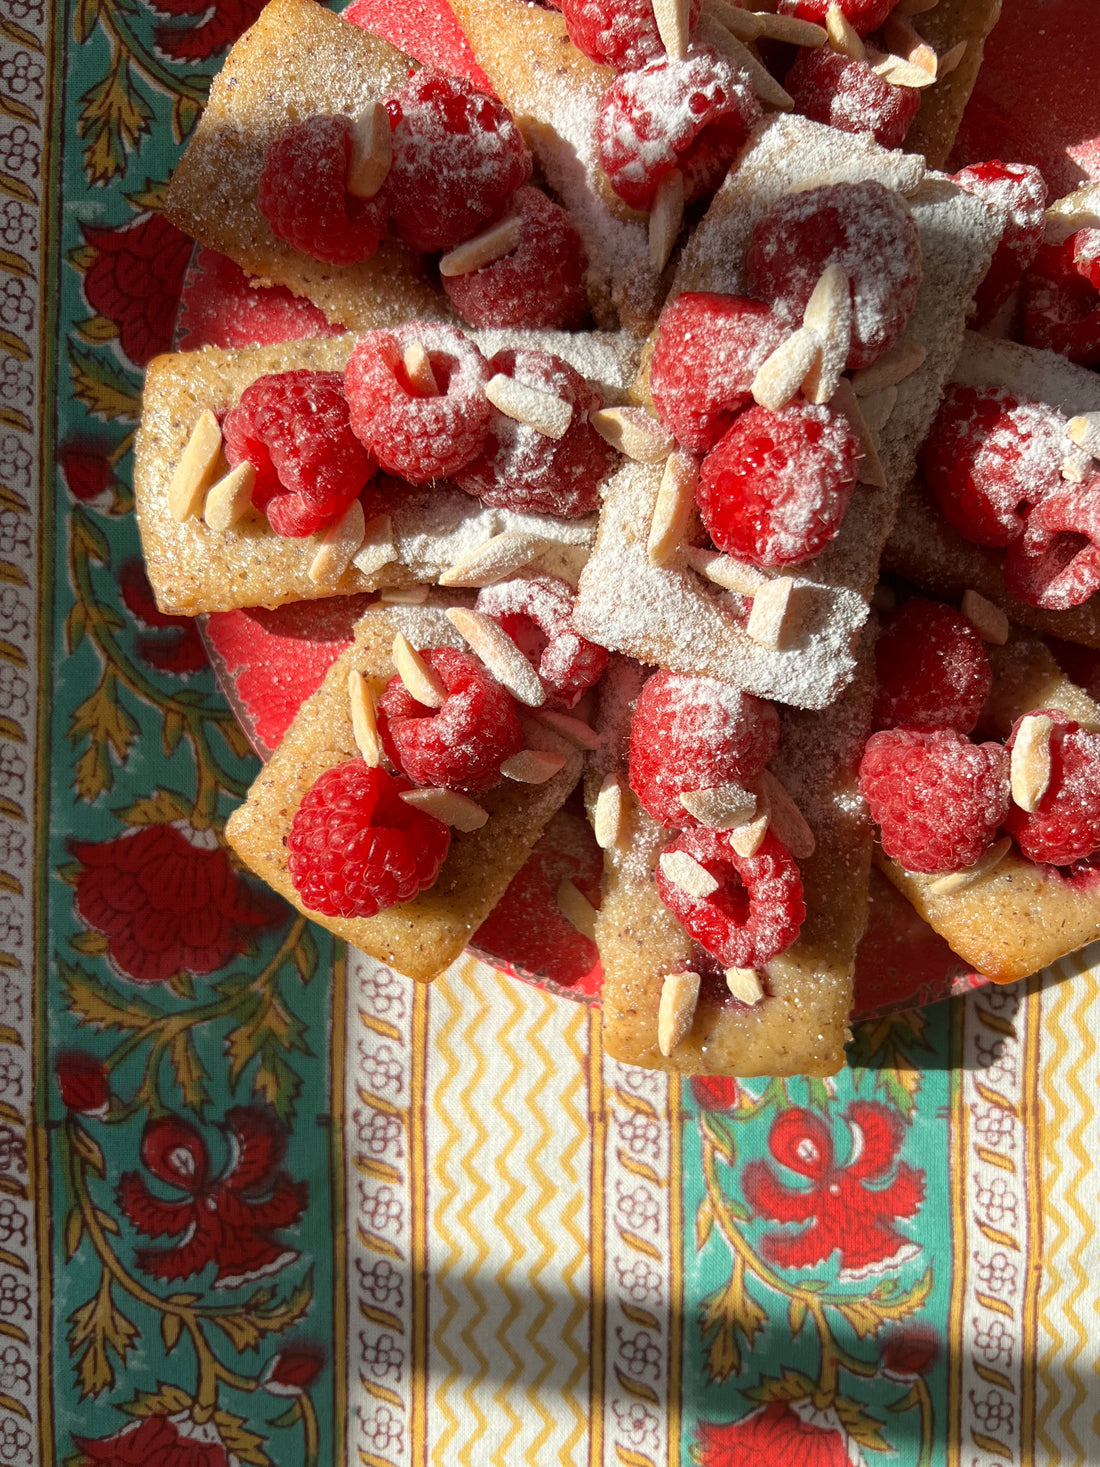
(1021, 232), (1100, 366)
(344, 323), (492, 482)
(376, 646), (523, 795)
(776, 0), (897, 35)
(649, 292), (789, 452)
(746, 181), (922, 371)
(287, 761), (450, 918)
(872, 598), (992, 734)
(379, 69), (531, 253)
(697, 401), (859, 567)
(1004, 709), (1100, 865)
(656, 828), (805, 968)
(859, 728), (1010, 874)
(451, 348), (615, 517)
(629, 671), (779, 828)
(562, 0), (701, 71)
(1003, 476), (1100, 611)
(950, 161), (1048, 326)
(442, 186), (589, 330)
(257, 114), (385, 267)
(474, 575), (609, 709)
(785, 49), (920, 151)
(222, 370), (376, 538)
(919, 384), (1067, 549)
(597, 46), (760, 211)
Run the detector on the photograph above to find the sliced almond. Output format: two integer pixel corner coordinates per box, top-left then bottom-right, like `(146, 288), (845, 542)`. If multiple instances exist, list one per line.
(203, 461), (255, 532)
(654, 0), (692, 57)
(392, 632), (446, 707)
(679, 783), (757, 829)
(1067, 412), (1100, 459)
(486, 373), (573, 439)
(694, 13), (793, 108)
(438, 214), (522, 278)
(880, 12), (937, 73)
(1010, 713), (1054, 812)
(594, 775), (625, 851)
(399, 787), (489, 832)
(858, 384), (898, 437)
(534, 709), (603, 750)
(650, 168), (685, 272)
(830, 378), (887, 487)
(870, 53), (937, 88)
(801, 265), (851, 405)
(347, 101), (393, 199)
(404, 342), (439, 396)
(850, 340), (926, 395)
(726, 966), (765, 1005)
(759, 12), (826, 44)
(647, 451), (698, 565)
(658, 971), (700, 1057)
(380, 584), (429, 605)
(929, 837), (1012, 896)
(746, 576), (797, 650)
(500, 749), (568, 784)
(557, 878), (599, 939)
(961, 588), (1009, 646)
(752, 327), (820, 410)
(590, 406), (674, 463)
(1063, 453), (1089, 484)
(351, 512), (397, 579)
(659, 850), (720, 898)
(445, 606), (545, 707)
(439, 529), (547, 588)
(936, 38), (966, 77)
(685, 545), (771, 595)
(167, 409), (223, 522)
(1044, 183), (1100, 246)
(703, 0), (765, 40)
(757, 769), (815, 859)
(348, 670), (384, 766)
(825, 2), (866, 59)
(308, 497), (366, 586)
(729, 810), (769, 857)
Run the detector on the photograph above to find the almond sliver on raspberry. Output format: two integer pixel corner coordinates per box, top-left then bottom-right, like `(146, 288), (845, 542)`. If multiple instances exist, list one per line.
(203, 461), (255, 532)
(439, 530), (552, 588)
(392, 633), (447, 708)
(438, 215), (523, 278)
(800, 264), (851, 405)
(351, 513), (397, 579)
(757, 769), (816, 858)
(347, 101), (392, 200)
(879, 12), (938, 73)
(679, 782), (757, 828)
(693, 14), (793, 109)
(650, 170), (685, 272)
(1067, 412), (1100, 458)
(961, 589), (1009, 645)
(746, 577), (797, 649)
(927, 835), (1012, 895)
(759, 13), (827, 46)
(403, 341), (440, 396)
(870, 54), (937, 88)
(729, 808), (770, 857)
(659, 849), (721, 897)
(751, 328), (820, 410)
(653, 0), (692, 58)
(308, 497), (365, 586)
(500, 749), (568, 783)
(705, 0), (765, 41)
(485, 373), (574, 439)
(534, 709), (604, 750)
(399, 787), (489, 832)
(590, 406), (673, 463)
(647, 451), (698, 565)
(825, 3), (866, 60)
(1010, 713), (1054, 811)
(445, 607), (546, 707)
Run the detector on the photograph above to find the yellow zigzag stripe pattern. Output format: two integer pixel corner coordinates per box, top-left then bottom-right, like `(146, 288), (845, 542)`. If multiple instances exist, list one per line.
(425, 958), (593, 1464)
(1035, 952), (1098, 1465)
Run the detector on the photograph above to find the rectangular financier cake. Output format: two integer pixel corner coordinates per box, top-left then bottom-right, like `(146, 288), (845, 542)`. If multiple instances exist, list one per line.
(225, 601), (584, 983)
(588, 654), (874, 1078)
(885, 332), (1100, 648)
(880, 636), (1100, 984)
(574, 112), (1004, 709)
(134, 328), (643, 616)
(164, 0), (448, 333)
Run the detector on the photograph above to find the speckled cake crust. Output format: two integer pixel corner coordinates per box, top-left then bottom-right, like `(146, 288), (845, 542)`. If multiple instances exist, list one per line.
(225, 601), (584, 983)
(587, 654), (874, 1078)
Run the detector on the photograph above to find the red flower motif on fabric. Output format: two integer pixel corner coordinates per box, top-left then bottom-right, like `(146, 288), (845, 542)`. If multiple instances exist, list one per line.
(690, 1075), (740, 1111)
(59, 440), (116, 503)
(55, 1051), (110, 1117)
(263, 1342), (325, 1396)
(119, 558), (208, 674)
(148, 0), (266, 62)
(741, 1102), (924, 1278)
(71, 823), (283, 987)
(696, 1400), (865, 1467)
(72, 1411), (232, 1466)
(881, 1324), (939, 1380)
(79, 213), (193, 367)
(117, 1107), (308, 1289)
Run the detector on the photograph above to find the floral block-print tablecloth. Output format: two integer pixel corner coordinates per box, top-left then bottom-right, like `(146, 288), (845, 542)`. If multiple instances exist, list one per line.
(6, 0), (1100, 1462)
